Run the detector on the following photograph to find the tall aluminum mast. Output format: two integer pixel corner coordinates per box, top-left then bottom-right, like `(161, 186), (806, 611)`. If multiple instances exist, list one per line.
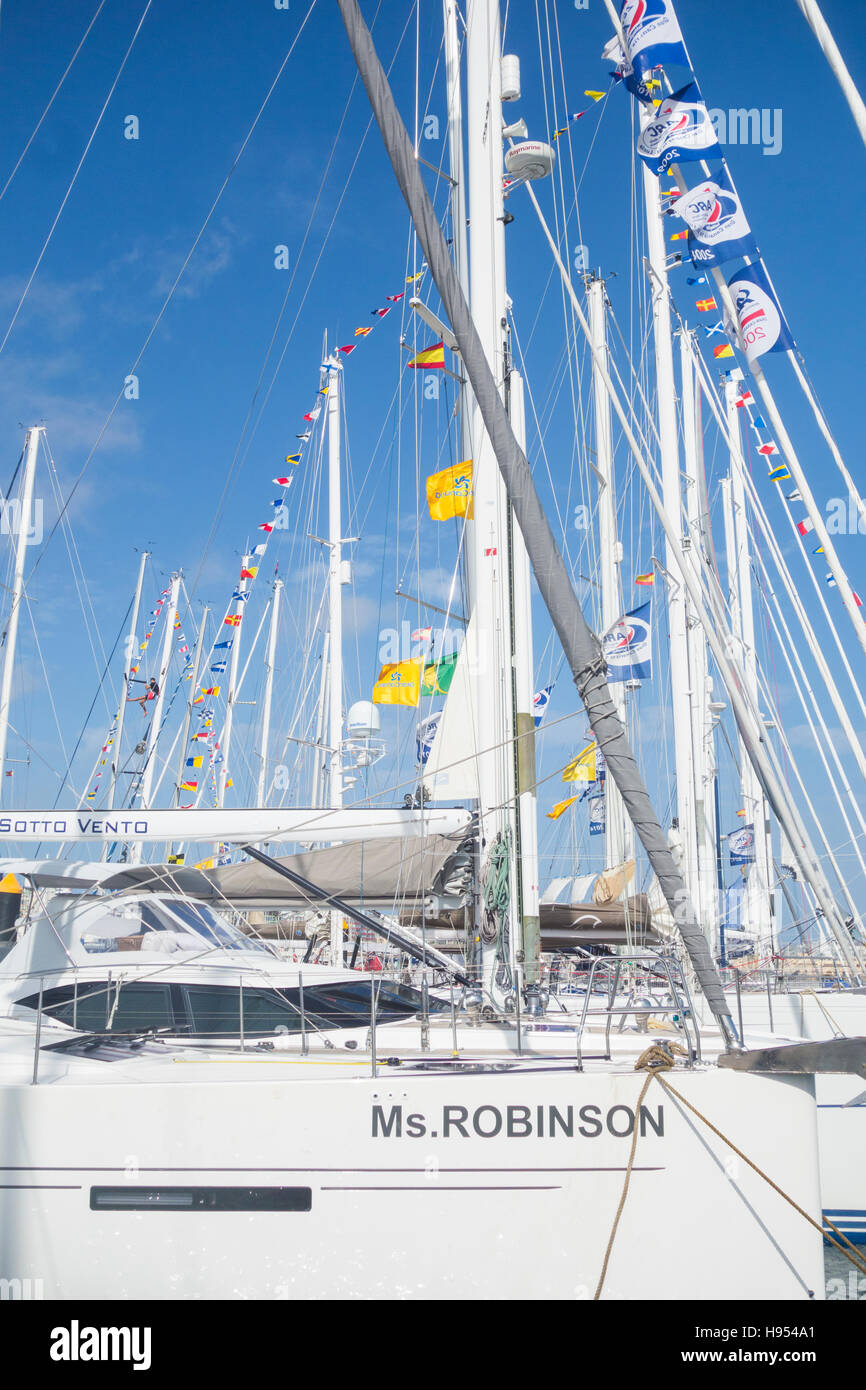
(464, 0), (537, 1001)
(587, 274), (633, 873)
(257, 578), (283, 807)
(640, 134), (699, 907)
(106, 549), (150, 815)
(0, 426), (40, 799)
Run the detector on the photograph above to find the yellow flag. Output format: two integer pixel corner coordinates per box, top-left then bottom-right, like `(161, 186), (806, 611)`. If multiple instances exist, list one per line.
(372, 659), (422, 707)
(426, 460), (473, 520)
(584, 90), (605, 101)
(547, 796), (578, 821)
(562, 744), (596, 783)
(194, 857), (215, 870)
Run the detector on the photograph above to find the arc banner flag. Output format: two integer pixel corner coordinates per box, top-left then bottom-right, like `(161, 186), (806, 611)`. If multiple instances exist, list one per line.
(426, 460), (473, 520)
(675, 170), (757, 270)
(372, 660), (422, 707)
(547, 796), (578, 821)
(416, 712), (441, 766)
(603, 600), (652, 682)
(562, 744), (597, 784)
(619, 0), (689, 81)
(729, 823), (756, 866)
(533, 684), (554, 726)
(408, 341), (445, 369)
(727, 262), (794, 366)
(636, 82), (721, 176)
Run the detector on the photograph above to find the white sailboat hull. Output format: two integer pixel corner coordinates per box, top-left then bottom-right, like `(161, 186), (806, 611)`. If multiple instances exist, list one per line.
(0, 1058), (824, 1300)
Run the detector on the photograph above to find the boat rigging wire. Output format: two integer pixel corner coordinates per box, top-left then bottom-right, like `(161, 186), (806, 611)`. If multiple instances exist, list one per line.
(16, 0), (319, 601)
(0, 0), (154, 360)
(0, 0), (109, 208)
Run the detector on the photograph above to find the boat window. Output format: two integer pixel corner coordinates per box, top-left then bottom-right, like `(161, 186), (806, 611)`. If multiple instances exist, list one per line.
(303, 980), (447, 1025)
(181, 984), (307, 1035)
(155, 900), (271, 953)
(20, 982), (175, 1033)
(91, 1186), (312, 1212)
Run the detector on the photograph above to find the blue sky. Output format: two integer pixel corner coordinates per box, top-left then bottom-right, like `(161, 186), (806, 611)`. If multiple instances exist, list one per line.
(0, 0), (865, 925)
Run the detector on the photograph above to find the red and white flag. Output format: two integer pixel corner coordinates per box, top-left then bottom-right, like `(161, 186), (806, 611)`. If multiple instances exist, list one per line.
(796, 518), (814, 537)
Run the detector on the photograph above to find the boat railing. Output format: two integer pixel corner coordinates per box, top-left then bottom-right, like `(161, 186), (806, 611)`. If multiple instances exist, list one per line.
(572, 951), (701, 1071)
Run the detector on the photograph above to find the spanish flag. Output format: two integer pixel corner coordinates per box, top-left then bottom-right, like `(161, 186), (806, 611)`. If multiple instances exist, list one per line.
(426, 459), (473, 520)
(372, 659), (422, 707)
(562, 744), (596, 784)
(408, 341), (445, 369)
(635, 572), (654, 586)
(547, 796), (578, 821)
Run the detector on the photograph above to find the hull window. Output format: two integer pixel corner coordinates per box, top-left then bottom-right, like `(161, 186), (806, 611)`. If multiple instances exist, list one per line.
(90, 1186), (312, 1212)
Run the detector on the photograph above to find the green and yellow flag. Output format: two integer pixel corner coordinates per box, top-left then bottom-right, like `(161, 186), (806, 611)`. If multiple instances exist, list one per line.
(562, 744), (596, 783)
(421, 651), (458, 695)
(426, 459), (473, 521)
(547, 796), (578, 821)
(372, 659), (422, 707)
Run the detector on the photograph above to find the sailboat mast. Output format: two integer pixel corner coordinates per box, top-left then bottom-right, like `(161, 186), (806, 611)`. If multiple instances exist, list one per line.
(257, 578), (282, 806)
(465, 0), (524, 1000)
(507, 372), (541, 984)
(795, 0), (866, 151)
(130, 571), (180, 863)
(443, 0), (469, 308)
(172, 603), (209, 808)
(0, 426), (40, 800)
(107, 549), (149, 813)
(218, 563), (249, 805)
(679, 334), (720, 953)
(640, 151), (698, 905)
(588, 274), (632, 872)
(326, 359), (344, 813)
(327, 358), (345, 966)
(723, 376), (775, 949)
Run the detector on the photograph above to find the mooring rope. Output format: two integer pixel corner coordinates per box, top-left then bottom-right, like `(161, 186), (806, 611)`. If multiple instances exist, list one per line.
(593, 1043), (866, 1300)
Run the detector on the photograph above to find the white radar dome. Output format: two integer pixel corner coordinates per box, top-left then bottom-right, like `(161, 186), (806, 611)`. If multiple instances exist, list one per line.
(504, 140), (556, 181)
(346, 701), (381, 739)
